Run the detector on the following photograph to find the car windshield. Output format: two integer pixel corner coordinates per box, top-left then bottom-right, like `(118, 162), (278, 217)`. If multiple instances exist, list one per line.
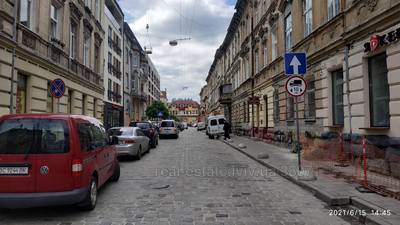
(161, 121), (174, 127)
(108, 128), (133, 136)
(0, 119), (69, 154)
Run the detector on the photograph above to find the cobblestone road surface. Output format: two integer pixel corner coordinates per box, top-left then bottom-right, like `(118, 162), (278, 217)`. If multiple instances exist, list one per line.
(0, 129), (353, 225)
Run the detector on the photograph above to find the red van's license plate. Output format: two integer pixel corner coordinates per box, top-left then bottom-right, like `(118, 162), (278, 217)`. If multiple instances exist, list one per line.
(0, 167), (28, 175)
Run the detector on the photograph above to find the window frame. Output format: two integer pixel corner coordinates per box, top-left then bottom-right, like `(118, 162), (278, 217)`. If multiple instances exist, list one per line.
(273, 89), (280, 123)
(304, 76), (316, 120)
(69, 20), (78, 59)
(303, 0), (312, 37)
(327, 0), (340, 20)
(368, 53), (390, 127)
(271, 24), (277, 61)
(20, 0), (33, 29)
(284, 13), (293, 51)
(332, 69), (344, 126)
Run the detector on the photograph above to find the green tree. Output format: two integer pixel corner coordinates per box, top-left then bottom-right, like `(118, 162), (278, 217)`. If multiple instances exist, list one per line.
(145, 101), (170, 119)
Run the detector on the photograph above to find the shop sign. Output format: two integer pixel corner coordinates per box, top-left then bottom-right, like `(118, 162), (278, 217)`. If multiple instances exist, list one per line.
(364, 28), (400, 52)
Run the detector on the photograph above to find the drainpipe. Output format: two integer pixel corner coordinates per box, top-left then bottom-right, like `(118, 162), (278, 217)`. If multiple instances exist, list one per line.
(345, 45), (353, 146)
(9, 0), (19, 114)
(251, 0), (255, 137)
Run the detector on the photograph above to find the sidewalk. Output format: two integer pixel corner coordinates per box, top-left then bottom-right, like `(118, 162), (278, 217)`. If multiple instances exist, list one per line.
(222, 135), (400, 225)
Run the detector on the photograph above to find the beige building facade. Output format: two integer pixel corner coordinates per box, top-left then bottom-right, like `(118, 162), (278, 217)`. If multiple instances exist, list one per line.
(0, 0), (105, 119)
(205, 0), (400, 150)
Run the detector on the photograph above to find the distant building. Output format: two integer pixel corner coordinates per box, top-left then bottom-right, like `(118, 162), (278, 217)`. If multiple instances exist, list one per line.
(123, 22), (147, 124)
(160, 89), (168, 104)
(169, 99), (200, 124)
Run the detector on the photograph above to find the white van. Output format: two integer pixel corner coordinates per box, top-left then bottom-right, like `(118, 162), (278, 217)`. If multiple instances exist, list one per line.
(206, 115), (226, 139)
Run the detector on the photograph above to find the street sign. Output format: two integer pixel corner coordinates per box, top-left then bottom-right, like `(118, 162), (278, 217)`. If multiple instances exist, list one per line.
(284, 53), (307, 75)
(158, 112), (164, 117)
(50, 78), (65, 98)
(285, 76), (307, 97)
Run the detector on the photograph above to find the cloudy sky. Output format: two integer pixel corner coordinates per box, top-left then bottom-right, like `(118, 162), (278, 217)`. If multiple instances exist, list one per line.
(118, 0), (236, 102)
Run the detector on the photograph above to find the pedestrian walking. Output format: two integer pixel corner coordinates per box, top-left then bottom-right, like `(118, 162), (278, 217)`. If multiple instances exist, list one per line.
(223, 120), (231, 140)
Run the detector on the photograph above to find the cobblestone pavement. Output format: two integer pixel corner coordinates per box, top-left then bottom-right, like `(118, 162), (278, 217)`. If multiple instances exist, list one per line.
(0, 129), (353, 225)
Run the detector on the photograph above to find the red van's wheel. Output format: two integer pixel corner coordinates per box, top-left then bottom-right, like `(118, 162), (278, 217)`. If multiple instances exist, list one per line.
(110, 161), (120, 182)
(80, 176), (98, 211)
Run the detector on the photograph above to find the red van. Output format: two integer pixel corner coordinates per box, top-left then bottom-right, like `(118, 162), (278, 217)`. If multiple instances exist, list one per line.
(0, 114), (120, 210)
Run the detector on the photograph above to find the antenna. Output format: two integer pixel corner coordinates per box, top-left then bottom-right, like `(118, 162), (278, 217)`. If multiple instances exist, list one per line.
(144, 23), (152, 54)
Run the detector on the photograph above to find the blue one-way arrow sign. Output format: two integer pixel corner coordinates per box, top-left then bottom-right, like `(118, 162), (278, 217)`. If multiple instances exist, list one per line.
(284, 53), (307, 76)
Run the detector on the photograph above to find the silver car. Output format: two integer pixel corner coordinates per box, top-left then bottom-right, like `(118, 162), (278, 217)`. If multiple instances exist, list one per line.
(108, 127), (150, 160)
(159, 120), (179, 139)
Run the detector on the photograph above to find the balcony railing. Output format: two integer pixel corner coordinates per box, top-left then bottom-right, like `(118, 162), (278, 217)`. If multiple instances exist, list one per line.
(18, 25), (101, 86)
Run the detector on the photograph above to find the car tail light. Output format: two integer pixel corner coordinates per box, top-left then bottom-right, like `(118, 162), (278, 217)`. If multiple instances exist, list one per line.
(72, 159), (83, 177)
(124, 140), (136, 144)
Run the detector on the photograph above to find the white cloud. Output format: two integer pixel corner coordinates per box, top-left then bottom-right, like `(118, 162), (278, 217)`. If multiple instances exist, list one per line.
(118, 0), (235, 101)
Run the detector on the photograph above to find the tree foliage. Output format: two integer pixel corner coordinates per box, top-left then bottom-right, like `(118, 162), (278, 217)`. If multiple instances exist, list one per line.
(145, 101), (170, 119)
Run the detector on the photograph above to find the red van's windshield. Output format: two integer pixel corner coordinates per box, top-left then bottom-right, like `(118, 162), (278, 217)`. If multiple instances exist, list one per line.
(0, 119), (69, 154)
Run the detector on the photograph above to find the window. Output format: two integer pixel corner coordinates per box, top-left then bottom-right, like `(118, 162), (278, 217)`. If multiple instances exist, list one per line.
(108, 52), (112, 73)
(20, 0), (33, 28)
(70, 21), (78, 59)
(82, 94), (87, 115)
(285, 13), (293, 51)
(94, 44), (100, 73)
(77, 123), (93, 152)
(16, 74), (27, 114)
(263, 42), (268, 67)
(85, 0), (92, 10)
(50, 4), (59, 39)
(369, 53), (390, 127)
(95, 0), (100, 20)
(0, 119), (69, 154)
(83, 29), (91, 67)
(271, 25), (277, 61)
(91, 125), (107, 148)
(255, 49), (259, 73)
(328, 0), (340, 20)
(286, 96), (294, 121)
(332, 69), (344, 125)
(47, 82), (53, 113)
(273, 90), (280, 123)
(108, 26), (112, 48)
(303, 0), (312, 37)
(68, 90), (73, 113)
(304, 78), (316, 119)
(125, 73), (129, 89)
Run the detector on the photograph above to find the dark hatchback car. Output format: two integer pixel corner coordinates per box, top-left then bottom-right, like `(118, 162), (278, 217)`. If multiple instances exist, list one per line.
(129, 121), (159, 148)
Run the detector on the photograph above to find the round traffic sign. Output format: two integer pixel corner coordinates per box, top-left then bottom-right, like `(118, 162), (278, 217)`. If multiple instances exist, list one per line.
(50, 78), (66, 98)
(285, 76), (307, 97)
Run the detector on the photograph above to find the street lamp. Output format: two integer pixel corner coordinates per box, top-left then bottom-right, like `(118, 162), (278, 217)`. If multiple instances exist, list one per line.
(169, 37), (191, 46)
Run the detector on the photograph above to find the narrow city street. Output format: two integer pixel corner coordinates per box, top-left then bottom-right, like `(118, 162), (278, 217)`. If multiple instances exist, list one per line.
(0, 129), (353, 225)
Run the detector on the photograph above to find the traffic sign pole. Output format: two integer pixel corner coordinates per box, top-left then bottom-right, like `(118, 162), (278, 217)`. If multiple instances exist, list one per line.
(295, 96), (301, 171)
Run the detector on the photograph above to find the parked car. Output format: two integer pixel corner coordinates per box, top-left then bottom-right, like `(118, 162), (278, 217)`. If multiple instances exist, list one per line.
(108, 127), (150, 160)
(159, 120), (179, 139)
(197, 122), (206, 131)
(129, 121), (159, 148)
(0, 114), (120, 210)
(206, 115), (226, 139)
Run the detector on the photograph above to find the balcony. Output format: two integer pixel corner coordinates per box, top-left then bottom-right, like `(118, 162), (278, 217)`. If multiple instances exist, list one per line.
(107, 90), (122, 103)
(18, 25), (101, 87)
(218, 84), (232, 104)
(130, 90), (147, 102)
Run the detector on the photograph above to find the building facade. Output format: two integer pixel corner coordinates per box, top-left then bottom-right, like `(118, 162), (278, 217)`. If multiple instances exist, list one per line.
(146, 56), (161, 105)
(123, 22), (148, 125)
(103, 0), (123, 129)
(204, 0), (400, 157)
(160, 89), (168, 104)
(0, 0), (105, 118)
(169, 99), (200, 124)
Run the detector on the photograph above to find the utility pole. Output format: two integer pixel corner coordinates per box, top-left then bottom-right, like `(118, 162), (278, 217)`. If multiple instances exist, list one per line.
(9, 0), (18, 114)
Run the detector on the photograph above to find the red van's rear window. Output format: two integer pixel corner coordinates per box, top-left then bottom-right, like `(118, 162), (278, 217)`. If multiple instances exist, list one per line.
(0, 119), (69, 154)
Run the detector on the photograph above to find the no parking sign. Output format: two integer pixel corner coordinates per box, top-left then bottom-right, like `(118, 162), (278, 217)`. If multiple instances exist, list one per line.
(50, 78), (65, 98)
